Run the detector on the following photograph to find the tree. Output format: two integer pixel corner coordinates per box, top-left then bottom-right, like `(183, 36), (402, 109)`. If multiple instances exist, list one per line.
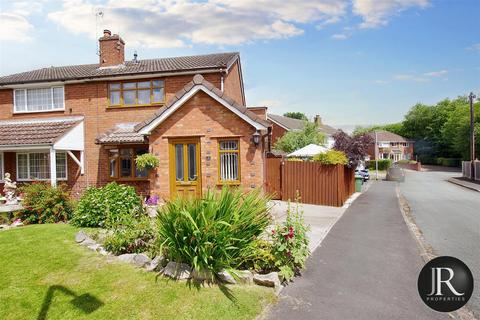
(283, 112), (308, 121)
(332, 130), (373, 167)
(274, 122), (325, 153)
(353, 123), (404, 136)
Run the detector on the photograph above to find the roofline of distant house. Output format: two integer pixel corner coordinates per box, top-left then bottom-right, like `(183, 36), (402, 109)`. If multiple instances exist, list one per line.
(266, 115), (292, 131)
(0, 67), (226, 88)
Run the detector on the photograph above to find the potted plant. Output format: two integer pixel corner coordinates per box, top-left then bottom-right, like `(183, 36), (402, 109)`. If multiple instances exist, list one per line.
(135, 153), (160, 171)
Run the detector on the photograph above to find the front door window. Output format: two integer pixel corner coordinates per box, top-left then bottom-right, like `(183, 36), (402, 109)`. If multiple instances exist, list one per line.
(170, 139), (201, 198)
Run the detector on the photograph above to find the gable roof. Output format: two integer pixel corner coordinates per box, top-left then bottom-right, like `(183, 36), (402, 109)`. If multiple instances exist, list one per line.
(369, 130), (412, 142)
(135, 74), (270, 134)
(0, 52), (239, 86)
(0, 116), (83, 147)
(267, 114), (338, 135)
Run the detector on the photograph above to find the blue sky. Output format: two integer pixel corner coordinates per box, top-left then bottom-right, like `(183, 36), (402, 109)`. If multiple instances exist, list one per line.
(0, 0), (479, 129)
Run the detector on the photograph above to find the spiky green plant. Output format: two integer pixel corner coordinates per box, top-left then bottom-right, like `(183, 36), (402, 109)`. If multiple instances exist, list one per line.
(157, 187), (272, 277)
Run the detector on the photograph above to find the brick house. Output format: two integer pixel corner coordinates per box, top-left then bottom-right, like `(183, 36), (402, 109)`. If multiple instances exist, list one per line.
(366, 130), (414, 162)
(267, 114), (337, 148)
(0, 30), (271, 200)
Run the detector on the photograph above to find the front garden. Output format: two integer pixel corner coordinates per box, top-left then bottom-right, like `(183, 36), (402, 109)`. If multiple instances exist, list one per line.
(0, 181), (311, 319)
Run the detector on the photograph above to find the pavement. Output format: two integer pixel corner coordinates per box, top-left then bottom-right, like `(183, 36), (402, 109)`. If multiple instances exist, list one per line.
(270, 200), (346, 252)
(399, 168), (480, 316)
(266, 181), (446, 320)
(448, 176), (480, 192)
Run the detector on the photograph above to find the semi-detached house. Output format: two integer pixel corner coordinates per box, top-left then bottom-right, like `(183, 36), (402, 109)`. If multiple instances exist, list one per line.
(0, 30), (271, 199)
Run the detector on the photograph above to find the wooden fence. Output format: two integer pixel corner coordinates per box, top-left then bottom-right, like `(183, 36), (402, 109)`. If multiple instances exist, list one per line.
(265, 159), (355, 207)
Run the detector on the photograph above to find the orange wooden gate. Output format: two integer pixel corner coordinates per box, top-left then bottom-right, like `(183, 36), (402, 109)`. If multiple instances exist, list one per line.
(265, 158), (355, 207)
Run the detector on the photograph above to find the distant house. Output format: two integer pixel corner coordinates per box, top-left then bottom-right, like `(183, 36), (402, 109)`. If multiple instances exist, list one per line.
(367, 130), (414, 162)
(267, 114), (337, 148)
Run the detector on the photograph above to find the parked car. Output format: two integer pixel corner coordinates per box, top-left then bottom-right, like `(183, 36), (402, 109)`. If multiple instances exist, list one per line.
(355, 167), (370, 182)
(386, 166), (405, 182)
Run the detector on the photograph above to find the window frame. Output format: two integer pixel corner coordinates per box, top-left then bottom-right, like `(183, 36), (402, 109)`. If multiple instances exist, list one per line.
(13, 86), (65, 114)
(0, 152), (4, 183)
(217, 139), (241, 185)
(108, 146), (150, 181)
(108, 79), (165, 108)
(15, 151), (68, 181)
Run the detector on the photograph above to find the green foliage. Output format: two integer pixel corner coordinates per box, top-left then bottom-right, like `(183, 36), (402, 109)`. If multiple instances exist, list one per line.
(17, 183), (74, 224)
(135, 153), (160, 170)
(240, 239), (276, 273)
(71, 182), (143, 228)
(312, 150), (348, 165)
(274, 122), (326, 153)
(283, 112), (308, 121)
(397, 159), (417, 164)
(436, 157), (461, 167)
(103, 215), (157, 256)
(271, 201), (310, 282)
(353, 123), (404, 136)
(157, 187), (272, 275)
(368, 159), (392, 171)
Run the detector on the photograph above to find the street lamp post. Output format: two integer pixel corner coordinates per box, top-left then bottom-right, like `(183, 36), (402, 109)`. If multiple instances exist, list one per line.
(469, 92), (476, 180)
(375, 130), (379, 180)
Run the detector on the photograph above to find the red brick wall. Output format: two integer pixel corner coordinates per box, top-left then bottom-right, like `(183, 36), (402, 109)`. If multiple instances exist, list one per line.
(270, 122), (288, 145)
(148, 90), (265, 200)
(247, 107), (267, 120)
(0, 73), (223, 196)
(367, 143), (415, 160)
(223, 61), (245, 106)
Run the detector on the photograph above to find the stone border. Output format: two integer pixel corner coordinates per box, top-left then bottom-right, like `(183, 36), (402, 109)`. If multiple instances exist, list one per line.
(396, 186), (478, 320)
(75, 230), (283, 293)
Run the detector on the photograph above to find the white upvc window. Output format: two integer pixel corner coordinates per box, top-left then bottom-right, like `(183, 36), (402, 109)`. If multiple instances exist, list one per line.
(16, 152), (67, 181)
(0, 152), (4, 182)
(14, 86), (65, 113)
(218, 140), (240, 183)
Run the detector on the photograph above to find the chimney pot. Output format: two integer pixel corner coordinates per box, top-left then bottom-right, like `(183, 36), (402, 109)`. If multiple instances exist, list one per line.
(103, 29), (111, 37)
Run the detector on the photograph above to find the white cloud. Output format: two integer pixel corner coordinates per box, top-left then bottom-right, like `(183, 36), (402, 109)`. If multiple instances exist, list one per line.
(331, 33), (348, 40)
(394, 69), (448, 82)
(48, 0), (350, 48)
(352, 0), (429, 28)
(466, 43), (480, 51)
(0, 12), (33, 42)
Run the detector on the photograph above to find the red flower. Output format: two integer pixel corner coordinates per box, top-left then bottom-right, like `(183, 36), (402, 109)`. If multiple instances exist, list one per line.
(272, 229), (276, 235)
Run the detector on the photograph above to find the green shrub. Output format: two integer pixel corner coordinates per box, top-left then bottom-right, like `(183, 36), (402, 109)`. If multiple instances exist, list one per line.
(418, 154), (436, 165)
(17, 183), (74, 224)
(397, 159), (417, 164)
(436, 157), (461, 167)
(313, 150), (348, 165)
(135, 153), (160, 170)
(240, 239), (277, 273)
(103, 215), (157, 256)
(368, 159), (392, 170)
(71, 182), (143, 228)
(157, 187), (272, 276)
(271, 201), (310, 281)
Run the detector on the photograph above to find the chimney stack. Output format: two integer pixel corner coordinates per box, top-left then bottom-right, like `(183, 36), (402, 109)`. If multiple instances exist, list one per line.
(99, 29), (125, 67)
(314, 115), (322, 126)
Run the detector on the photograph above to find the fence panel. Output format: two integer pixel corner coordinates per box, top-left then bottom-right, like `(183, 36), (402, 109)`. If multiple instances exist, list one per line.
(265, 158), (282, 199)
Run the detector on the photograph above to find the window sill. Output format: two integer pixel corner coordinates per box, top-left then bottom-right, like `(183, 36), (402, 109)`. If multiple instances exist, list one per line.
(217, 181), (241, 186)
(111, 178), (150, 182)
(13, 108), (65, 115)
(107, 103), (165, 109)
(17, 179), (68, 182)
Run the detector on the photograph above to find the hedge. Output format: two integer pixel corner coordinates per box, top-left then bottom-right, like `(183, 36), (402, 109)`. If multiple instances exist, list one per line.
(367, 159), (392, 171)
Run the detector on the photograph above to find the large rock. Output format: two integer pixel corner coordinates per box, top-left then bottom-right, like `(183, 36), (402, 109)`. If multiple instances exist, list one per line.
(253, 272), (281, 289)
(146, 256), (165, 272)
(75, 230), (89, 243)
(235, 270), (254, 285)
(79, 238), (97, 247)
(191, 269), (214, 282)
(162, 262), (192, 280)
(217, 270), (236, 284)
(133, 253), (151, 267)
(87, 243), (101, 252)
(118, 253), (136, 264)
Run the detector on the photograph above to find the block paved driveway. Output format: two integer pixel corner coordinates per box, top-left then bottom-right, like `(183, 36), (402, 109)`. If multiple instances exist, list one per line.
(265, 181), (448, 320)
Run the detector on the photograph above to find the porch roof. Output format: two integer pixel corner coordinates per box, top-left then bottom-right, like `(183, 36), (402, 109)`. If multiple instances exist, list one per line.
(95, 123), (147, 144)
(0, 116), (84, 150)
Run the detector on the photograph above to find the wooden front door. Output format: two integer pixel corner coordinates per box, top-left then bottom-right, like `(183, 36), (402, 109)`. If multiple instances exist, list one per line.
(169, 139), (201, 198)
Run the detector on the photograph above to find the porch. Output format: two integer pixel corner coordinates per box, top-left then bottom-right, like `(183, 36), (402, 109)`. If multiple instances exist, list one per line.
(0, 117), (85, 187)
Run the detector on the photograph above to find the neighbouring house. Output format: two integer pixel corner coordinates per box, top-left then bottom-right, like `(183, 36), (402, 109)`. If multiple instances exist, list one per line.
(267, 114), (338, 148)
(0, 29), (271, 199)
(367, 130), (414, 162)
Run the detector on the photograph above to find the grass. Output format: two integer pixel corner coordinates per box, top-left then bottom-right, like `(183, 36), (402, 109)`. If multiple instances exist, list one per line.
(0, 224), (276, 320)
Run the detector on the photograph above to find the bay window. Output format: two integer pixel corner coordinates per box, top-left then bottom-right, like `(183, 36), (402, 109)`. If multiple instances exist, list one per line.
(218, 140), (240, 183)
(16, 152), (67, 181)
(14, 87), (64, 113)
(108, 80), (164, 107)
(109, 147), (149, 179)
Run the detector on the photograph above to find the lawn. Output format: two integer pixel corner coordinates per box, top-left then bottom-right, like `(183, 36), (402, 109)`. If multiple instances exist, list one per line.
(0, 224), (275, 320)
